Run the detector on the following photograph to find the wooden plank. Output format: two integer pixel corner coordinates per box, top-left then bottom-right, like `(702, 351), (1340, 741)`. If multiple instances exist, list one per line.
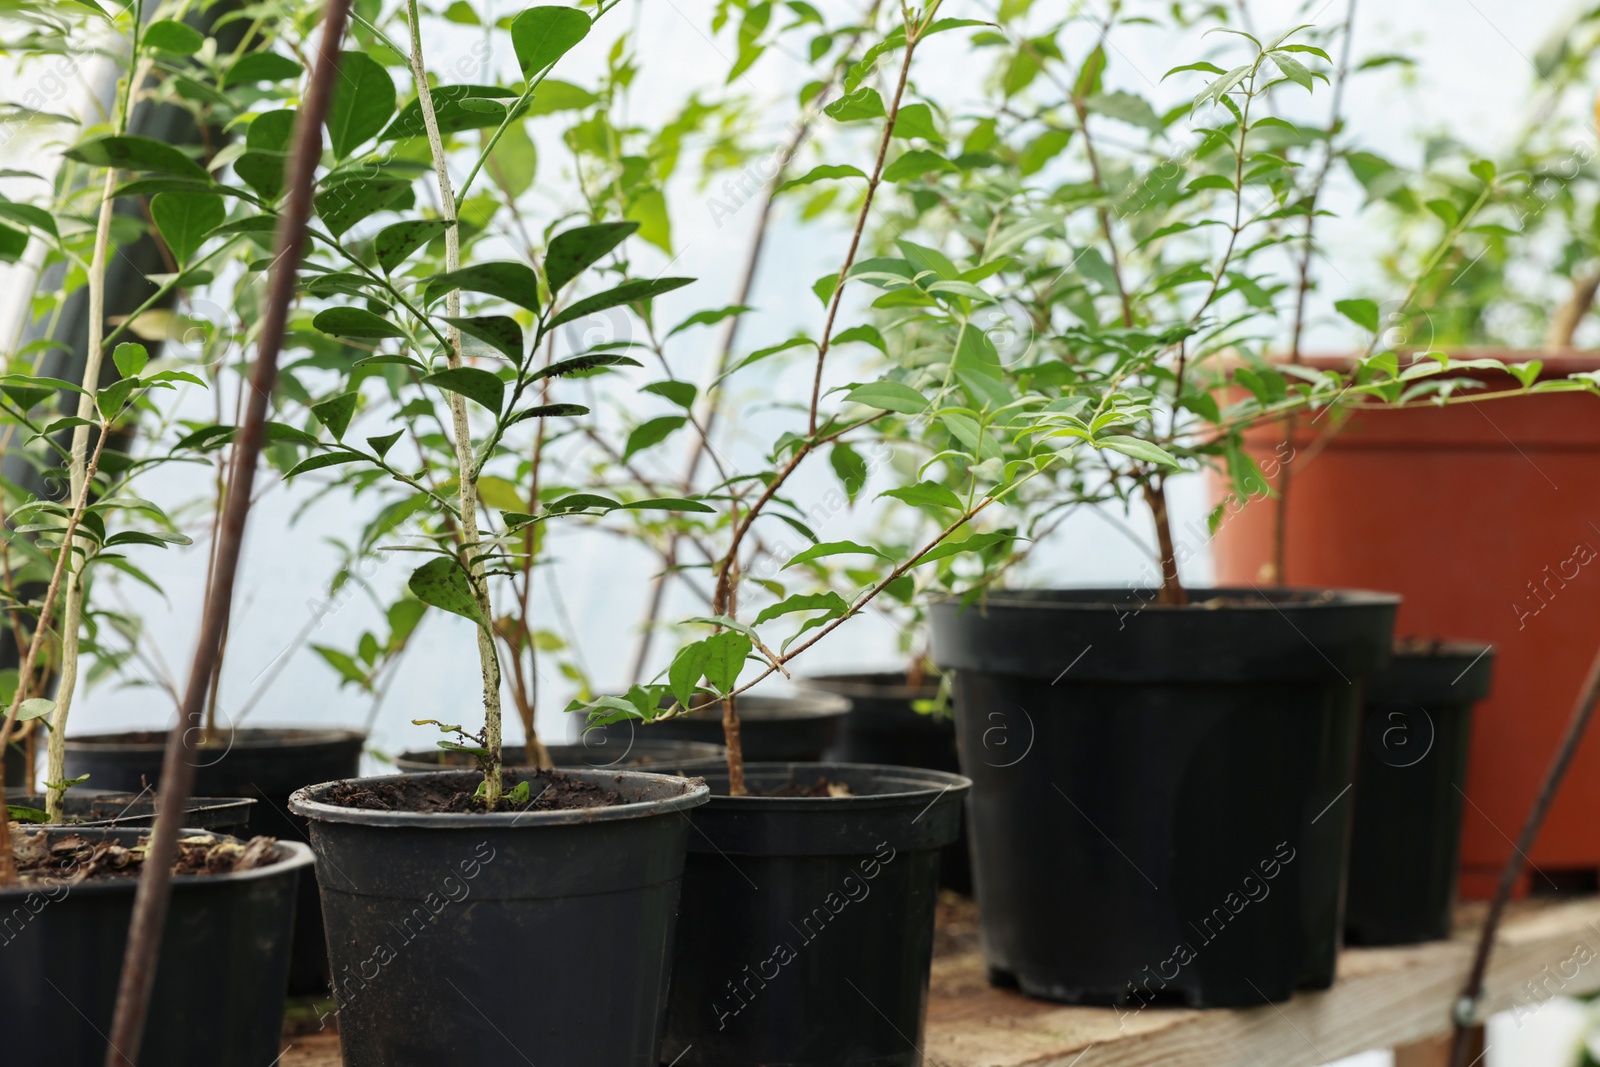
(924, 897), (1600, 1067)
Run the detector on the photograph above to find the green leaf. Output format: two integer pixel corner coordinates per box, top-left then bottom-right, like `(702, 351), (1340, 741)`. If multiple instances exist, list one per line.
(642, 379), (697, 409)
(112, 343), (149, 378)
(1097, 434), (1178, 467)
(312, 392), (359, 440)
(424, 367), (504, 413)
(0, 222), (26, 265)
(917, 531), (1013, 565)
(668, 642), (711, 709)
(234, 151), (287, 200)
(327, 52), (397, 159)
(1268, 52), (1314, 91)
(544, 221), (638, 293)
(17, 697), (54, 722)
(66, 135), (209, 180)
(621, 498), (714, 513)
(830, 442), (868, 501)
(507, 403), (589, 424)
(883, 149), (955, 183)
(784, 540), (890, 569)
(444, 316), (524, 362)
(1334, 298), (1380, 333)
(511, 5), (593, 77)
(313, 307), (405, 340)
(844, 381), (927, 413)
(425, 261), (541, 313)
(284, 451), (364, 477)
(526, 79), (599, 116)
(477, 475), (526, 511)
(381, 86), (523, 140)
(529, 352), (642, 381)
(548, 277), (694, 327)
(151, 191), (224, 264)
(7, 805), (48, 824)
(314, 645), (368, 687)
(376, 219), (454, 273)
(102, 530), (192, 548)
(892, 103), (945, 144)
(315, 178), (409, 238)
(700, 630), (752, 693)
(832, 325), (886, 352)
(367, 430), (404, 459)
(825, 87), (885, 121)
(407, 557), (484, 625)
(753, 592), (850, 628)
(225, 52), (302, 86)
(0, 198), (57, 237)
(882, 481), (962, 510)
(776, 164), (867, 193)
(546, 493), (622, 514)
(626, 188), (672, 255)
(143, 18), (204, 54)
(623, 415), (687, 460)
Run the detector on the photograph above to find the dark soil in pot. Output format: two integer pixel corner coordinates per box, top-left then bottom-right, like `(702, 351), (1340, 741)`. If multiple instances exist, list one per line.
(588, 693), (849, 762)
(930, 587), (1398, 1008)
(4, 791), (255, 834)
(290, 767), (710, 1066)
(1345, 641), (1494, 946)
(801, 671), (972, 894)
(62, 726), (364, 994)
(0, 827), (311, 1065)
(390, 736), (726, 773)
(661, 761), (969, 1067)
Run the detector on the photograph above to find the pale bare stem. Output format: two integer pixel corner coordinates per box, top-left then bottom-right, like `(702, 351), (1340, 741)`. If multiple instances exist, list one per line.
(43, 165), (119, 822)
(0, 420), (113, 882)
(407, 0), (510, 801)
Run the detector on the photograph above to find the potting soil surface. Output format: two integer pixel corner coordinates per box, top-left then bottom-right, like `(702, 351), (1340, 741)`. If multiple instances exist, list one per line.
(11, 831), (281, 887)
(316, 769), (626, 813)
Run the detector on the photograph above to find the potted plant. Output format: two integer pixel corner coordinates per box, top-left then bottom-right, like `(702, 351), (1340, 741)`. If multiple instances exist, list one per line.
(835, 3), (1600, 1008)
(0, 4), (315, 1061)
(1212, 56), (1600, 895)
(227, 2), (728, 1061)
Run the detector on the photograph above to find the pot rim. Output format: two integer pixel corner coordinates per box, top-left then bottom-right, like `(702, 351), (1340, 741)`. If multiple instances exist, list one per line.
(672, 691), (851, 722)
(1291, 348), (1600, 376)
(935, 585), (1401, 613)
(289, 768), (711, 828)
(0, 827), (313, 899)
(797, 670), (941, 702)
(1390, 639), (1495, 661)
(64, 726), (368, 753)
(690, 761), (971, 810)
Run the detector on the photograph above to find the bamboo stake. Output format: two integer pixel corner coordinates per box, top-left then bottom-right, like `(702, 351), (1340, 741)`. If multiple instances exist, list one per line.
(101, 3), (354, 1061)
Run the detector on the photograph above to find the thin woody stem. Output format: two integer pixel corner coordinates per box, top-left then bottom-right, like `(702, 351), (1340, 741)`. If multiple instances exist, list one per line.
(0, 418), (112, 883)
(406, 0), (515, 796)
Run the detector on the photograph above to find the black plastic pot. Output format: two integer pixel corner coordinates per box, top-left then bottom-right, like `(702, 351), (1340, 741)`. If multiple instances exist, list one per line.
(63, 726), (365, 994)
(801, 671), (972, 894)
(662, 762), (969, 1067)
(0, 827), (311, 1066)
(1345, 642), (1494, 946)
(590, 693), (848, 762)
(390, 736), (726, 773)
(930, 587), (1398, 1008)
(5, 791), (254, 834)
(290, 768), (709, 1066)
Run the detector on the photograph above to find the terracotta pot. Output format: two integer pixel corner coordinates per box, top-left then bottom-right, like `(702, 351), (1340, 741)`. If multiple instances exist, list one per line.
(1211, 351), (1600, 897)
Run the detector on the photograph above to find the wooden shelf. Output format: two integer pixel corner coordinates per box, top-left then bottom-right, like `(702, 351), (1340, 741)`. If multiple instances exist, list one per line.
(924, 896), (1600, 1066)
(277, 895), (1600, 1066)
